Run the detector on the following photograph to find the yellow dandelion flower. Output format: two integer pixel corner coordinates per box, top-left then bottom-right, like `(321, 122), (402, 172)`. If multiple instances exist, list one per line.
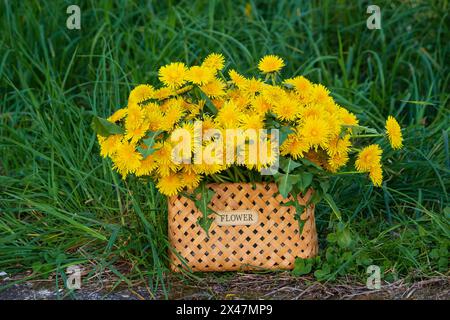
(160, 102), (185, 131)
(280, 134), (309, 159)
(323, 113), (343, 137)
(158, 62), (187, 88)
(230, 92), (250, 109)
(179, 99), (195, 112)
(298, 103), (324, 120)
(201, 115), (216, 133)
(323, 100), (340, 115)
(135, 155), (158, 176)
(98, 134), (122, 158)
(327, 134), (351, 157)
(153, 142), (180, 176)
(259, 138), (278, 167)
(125, 103), (146, 142)
(125, 103), (144, 129)
(355, 144), (382, 172)
(241, 137), (277, 171)
(339, 108), (359, 126)
(215, 100), (241, 128)
(241, 77), (263, 97)
(143, 103), (164, 131)
(239, 114), (264, 130)
(273, 98), (300, 121)
(385, 116), (403, 149)
(284, 76), (313, 95)
(202, 53), (225, 71)
(212, 98), (225, 110)
(258, 55), (285, 74)
(154, 87), (173, 100)
(193, 143), (226, 174)
(128, 84), (154, 104)
(369, 165), (383, 187)
(304, 150), (327, 168)
(171, 121), (201, 154)
(327, 152), (349, 172)
(112, 141), (142, 176)
(229, 69), (247, 88)
(184, 103), (202, 121)
(200, 141), (225, 164)
(200, 78), (226, 97)
(157, 173), (184, 196)
(260, 85), (286, 105)
(311, 84), (331, 104)
(300, 117), (331, 149)
(125, 123), (148, 143)
(193, 162), (224, 175)
(180, 170), (202, 190)
(186, 65), (215, 85)
(108, 108), (127, 123)
(251, 95), (272, 115)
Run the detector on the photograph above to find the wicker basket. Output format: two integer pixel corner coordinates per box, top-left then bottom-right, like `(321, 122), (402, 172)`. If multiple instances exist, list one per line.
(168, 183), (318, 272)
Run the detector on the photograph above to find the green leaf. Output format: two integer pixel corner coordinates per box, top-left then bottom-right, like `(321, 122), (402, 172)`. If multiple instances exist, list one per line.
(326, 232), (337, 243)
(276, 158), (302, 198)
(336, 227), (353, 249)
(194, 183), (215, 237)
(319, 180), (330, 194)
(300, 158), (324, 171)
(279, 126), (294, 145)
(325, 247), (337, 264)
(429, 248), (440, 260)
(137, 130), (162, 158)
(323, 193), (342, 221)
(356, 253), (373, 266)
(309, 189), (323, 205)
(283, 197), (306, 234)
(275, 173), (300, 198)
(346, 124), (378, 135)
(91, 116), (124, 137)
(298, 172), (313, 193)
(279, 157), (300, 173)
(196, 88), (218, 115)
(292, 257), (315, 276)
(314, 263), (332, 281)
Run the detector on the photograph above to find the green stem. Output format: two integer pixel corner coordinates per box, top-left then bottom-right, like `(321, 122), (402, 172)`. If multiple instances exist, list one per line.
(270, 73), (277, 85)
(334, 171), (363, 175)
(351, 133), (384, 138)
(175, 85), (194, 95)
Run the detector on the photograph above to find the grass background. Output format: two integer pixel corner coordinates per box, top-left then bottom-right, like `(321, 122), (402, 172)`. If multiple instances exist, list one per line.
(0, 0), (448, 297)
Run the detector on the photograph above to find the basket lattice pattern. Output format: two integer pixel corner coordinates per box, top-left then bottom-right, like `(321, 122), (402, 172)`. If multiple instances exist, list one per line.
(168, 183), (318, 272)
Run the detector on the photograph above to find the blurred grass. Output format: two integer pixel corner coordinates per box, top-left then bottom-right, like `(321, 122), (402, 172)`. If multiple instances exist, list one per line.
(0, 0), (448, 296)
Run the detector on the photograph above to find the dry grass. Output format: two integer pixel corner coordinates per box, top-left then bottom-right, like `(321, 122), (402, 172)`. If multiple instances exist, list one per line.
(1, 273), (448, 300)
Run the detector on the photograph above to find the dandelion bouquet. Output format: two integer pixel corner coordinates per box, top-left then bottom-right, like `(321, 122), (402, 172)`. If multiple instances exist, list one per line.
(93, 53), (403, 234)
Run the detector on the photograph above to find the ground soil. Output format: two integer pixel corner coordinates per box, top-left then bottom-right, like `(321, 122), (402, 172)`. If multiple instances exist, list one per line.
(0, 273), (448, 300)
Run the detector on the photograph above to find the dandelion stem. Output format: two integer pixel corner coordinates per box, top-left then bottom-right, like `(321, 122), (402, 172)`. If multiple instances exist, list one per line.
(334, 171), (362, 175)
(176, 85), (194, 95)
(351, 133), (384, 138)
(271, 73), (277, 85)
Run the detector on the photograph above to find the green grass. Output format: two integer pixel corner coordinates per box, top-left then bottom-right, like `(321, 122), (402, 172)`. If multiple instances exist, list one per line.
(0, 0), (448, 297)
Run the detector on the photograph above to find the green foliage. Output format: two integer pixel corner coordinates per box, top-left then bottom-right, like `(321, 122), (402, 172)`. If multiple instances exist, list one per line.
(293, 257), (318, 276)
(91, 116), (124, 137)
(193, 183), (215, 237)
(137, 130), (163, 159)
(274, 158), (302, 198)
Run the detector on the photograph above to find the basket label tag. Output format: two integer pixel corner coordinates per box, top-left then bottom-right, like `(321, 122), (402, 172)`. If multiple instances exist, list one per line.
(215, 210), (258, 226)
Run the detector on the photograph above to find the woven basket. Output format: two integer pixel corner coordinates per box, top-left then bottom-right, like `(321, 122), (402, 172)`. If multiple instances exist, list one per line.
(168, 182), (318, 272)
